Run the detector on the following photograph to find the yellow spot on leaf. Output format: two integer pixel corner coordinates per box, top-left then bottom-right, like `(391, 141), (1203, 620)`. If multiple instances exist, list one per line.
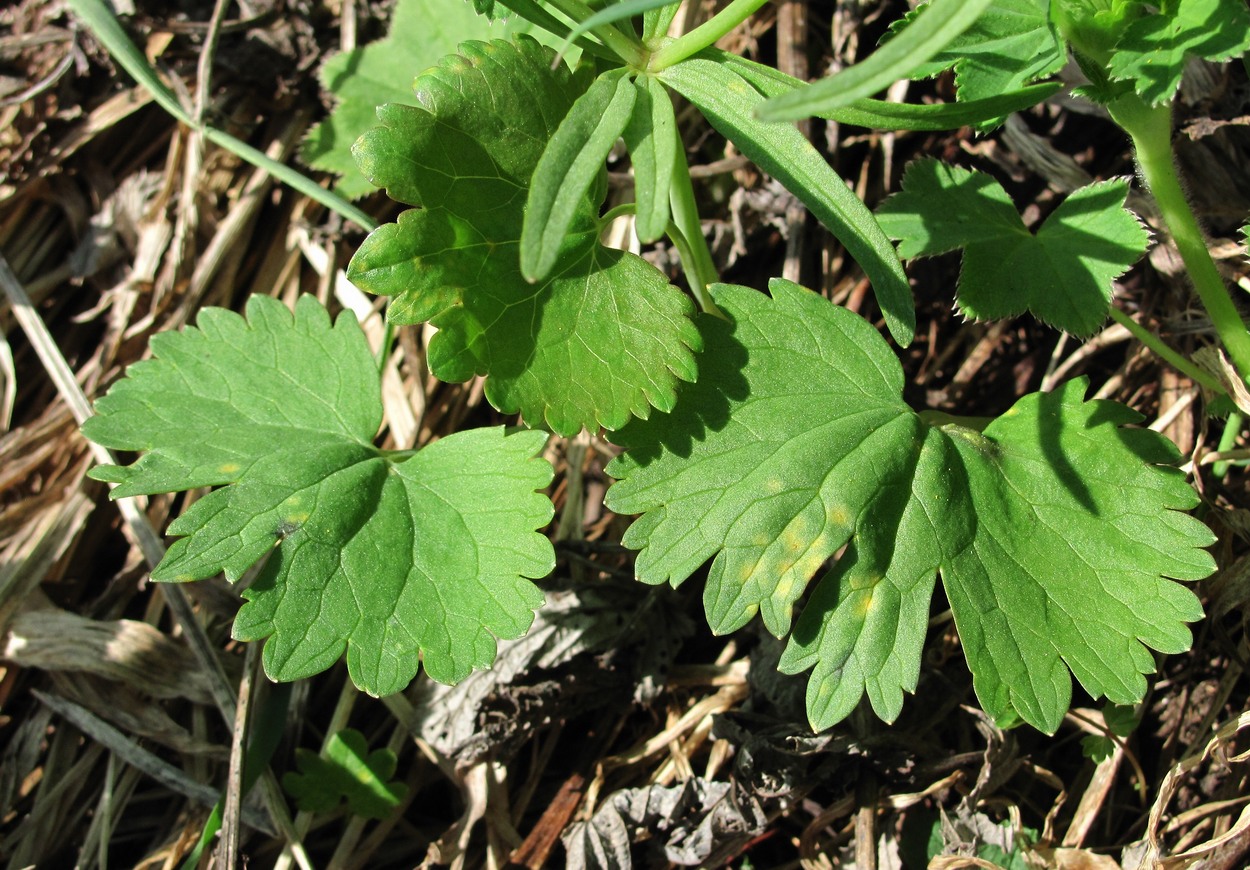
(218, 463), (241, 475)
(775, 575), (795, 602)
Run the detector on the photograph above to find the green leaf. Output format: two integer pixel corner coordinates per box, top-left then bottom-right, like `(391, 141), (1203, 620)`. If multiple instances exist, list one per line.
(892, 0), (1067, 103)
(283, 729), (407, 819)
(623, 75), (679, 244)
(723, 52), (1059, 131)
(875, 158), (1149, 337)
(522, 68), (637, 283)
(606, 280), (1213, 732)
(301, 0), (507, 200)
(659, 54), (915, 346)
(83, 294), (555, 695)
(823, 83), (1062, 131)
(348, 37), (701, 435)
(757, 0), (995, 121)
(1108, 0), (1250, 105)
(942, 384), (1211, 731)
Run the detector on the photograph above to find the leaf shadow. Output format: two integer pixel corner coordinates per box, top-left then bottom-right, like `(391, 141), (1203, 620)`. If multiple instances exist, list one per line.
(1027, 383), (1175, 516)
(609, 306), (750, 462)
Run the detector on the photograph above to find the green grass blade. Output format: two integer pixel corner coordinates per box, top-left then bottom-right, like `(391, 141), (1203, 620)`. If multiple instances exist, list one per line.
(67, 0), (191, 124)
(522, 68), (638, 282)
(68, 0), (376, 231)
(757, 0), (995, 121)
(660, 58), (915, 345)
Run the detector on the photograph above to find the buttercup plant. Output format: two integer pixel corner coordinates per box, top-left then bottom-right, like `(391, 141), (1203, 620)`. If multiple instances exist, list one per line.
(81, 0), (1243, 734)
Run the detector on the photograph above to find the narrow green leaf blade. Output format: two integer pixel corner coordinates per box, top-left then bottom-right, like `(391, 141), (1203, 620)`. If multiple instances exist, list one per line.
(876, 159), (1149, 336)
(944, 381), (1213, 733)
(723, 53), (1059, 131)
(758, 0), (995, 121)
(522, 68), (637, 283)
(825, 83), (1062, 131)
(659, 58), (915, 345)
(83, 295), (555, 696)
(348, 38), (701, 434)
(1109, 0), (1250, 105)
(624, 75), (679, 243)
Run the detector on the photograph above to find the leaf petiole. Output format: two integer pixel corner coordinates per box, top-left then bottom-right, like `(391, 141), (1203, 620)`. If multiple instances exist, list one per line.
(1107, 306), (1226, 396)
(666, 144), (723, 317)
(646, 0), (771, 71)
(541, 0), (644, 64)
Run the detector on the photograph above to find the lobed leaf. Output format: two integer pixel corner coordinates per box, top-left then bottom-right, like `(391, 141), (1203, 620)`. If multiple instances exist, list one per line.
(348, 38), (701, 435)
(891, 0), (1067, 103)
(875, 158), (1149, 337)
(301, 0), (507, 200)
(283, 729), (407, 819)
(1108, 0), (1250, 105)
(84, 295), (555, 696)
(942, 383), (1212, 731)
(607, 281), (1214, 732)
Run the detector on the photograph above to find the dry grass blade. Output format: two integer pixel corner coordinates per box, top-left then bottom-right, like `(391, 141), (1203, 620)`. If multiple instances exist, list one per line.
(0, 250), (238, 723)
(30, 688), (275, 834)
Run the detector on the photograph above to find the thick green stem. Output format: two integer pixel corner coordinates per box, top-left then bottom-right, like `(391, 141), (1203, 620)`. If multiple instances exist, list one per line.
(667, 145), (722, 316)
(647, 0), (772, 71)
(1107, 307), (1225, 394)
(1110, 94), (1250, 385)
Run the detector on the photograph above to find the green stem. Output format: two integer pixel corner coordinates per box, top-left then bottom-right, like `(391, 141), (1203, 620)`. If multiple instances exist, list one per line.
(647, 0), (772, 70)
(667, 145), (722, 316)
(543, 0), (644, 64)
(1108, 307), (1225, 394)
(1110, 94), (1250, 385)
(376, 319), (394, 372)
(1212, 411), (1243, 478)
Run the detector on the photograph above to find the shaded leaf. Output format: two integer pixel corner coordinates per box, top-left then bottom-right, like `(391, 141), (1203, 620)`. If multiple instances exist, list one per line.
(875, 158), (1149, 337)
(348, 37), (701, 435)
(1109, 0), (1250, 104)
(283, 729), (407, 819)
(301, 0), (506, 199)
